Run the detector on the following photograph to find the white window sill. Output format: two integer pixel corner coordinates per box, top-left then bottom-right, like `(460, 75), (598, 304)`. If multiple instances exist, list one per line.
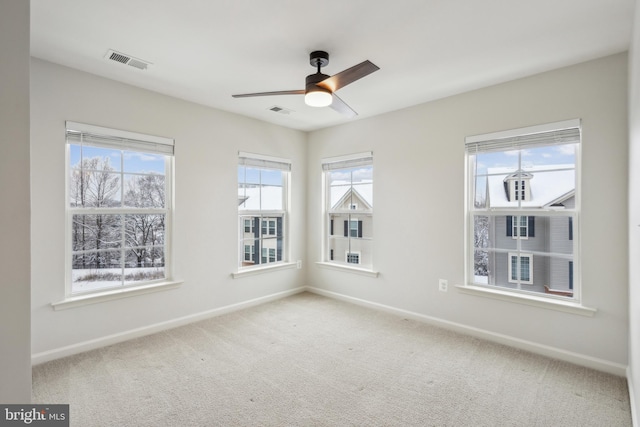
(456, 284), (597, 317)
(316, 262), (379, 278)
(232, 262), (297, 278)
(52, 280), (183, 311)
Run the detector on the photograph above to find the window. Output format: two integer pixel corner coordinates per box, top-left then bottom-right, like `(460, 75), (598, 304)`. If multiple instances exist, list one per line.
(346, 252), (361, 264)
(244, 245), (254, 262)
(238, 152), (290, 269)
(508, 215), (535, 239)
(508, 253), (533, 284)
(66, 121), (174, 295)
(322, 152), (373, 270)
(466, 120), (580, 299)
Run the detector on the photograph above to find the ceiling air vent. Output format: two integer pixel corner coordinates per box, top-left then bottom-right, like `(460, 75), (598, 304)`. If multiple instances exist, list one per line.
(105, 49), (151, 70)
(268, 106), (293, 115)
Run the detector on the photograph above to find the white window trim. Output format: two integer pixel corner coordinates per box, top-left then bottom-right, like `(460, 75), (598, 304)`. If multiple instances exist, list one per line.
(322, 152), (375, 273)
(237, 153), (291, 274)
(508, 252), (533, 285)
(64, 121), (175, 300)
(316, 261), (379, 278)
(464, 119), (584, 306)
(52, 280), (183, 311)
(232, 262), (296, 278)
(455, 284), (596, 317)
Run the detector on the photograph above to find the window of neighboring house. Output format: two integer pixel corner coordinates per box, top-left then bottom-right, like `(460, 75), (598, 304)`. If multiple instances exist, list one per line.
(508, 253), (533, 284)
(244, 245), (254, 262)
(66, 121), (174, 295)
(238, 152), (290, 269)
(508, 215), (535, 239)
(347, 219), (362, 238)
(346, 252), (361, 264)
(322, 152), (373, 270)
(466, 119), (580, 299)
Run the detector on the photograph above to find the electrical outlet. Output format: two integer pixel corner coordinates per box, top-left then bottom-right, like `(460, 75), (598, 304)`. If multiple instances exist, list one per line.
(438, 279), (448, 292)
(296, 260), (302, 269)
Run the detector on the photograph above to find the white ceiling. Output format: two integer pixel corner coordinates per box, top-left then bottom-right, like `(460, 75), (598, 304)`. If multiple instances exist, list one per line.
(31, 0), (635, 132)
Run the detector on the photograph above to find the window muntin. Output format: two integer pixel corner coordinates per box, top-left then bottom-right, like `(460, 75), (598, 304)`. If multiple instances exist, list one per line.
(238, 153), (290, 270)
(466, 121), (579, 299)
(66, 122), (173, 295)
(323, 153), (373, 270)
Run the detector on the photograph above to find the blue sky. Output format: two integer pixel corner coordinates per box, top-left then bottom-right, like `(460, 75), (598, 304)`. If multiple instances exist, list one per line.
(70, 144), (165, 174)
(238, 166), (283, 186)
(474, 144), (576, 175)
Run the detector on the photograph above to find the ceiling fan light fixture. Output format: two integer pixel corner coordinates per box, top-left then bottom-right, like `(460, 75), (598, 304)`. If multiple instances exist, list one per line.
(305, 88), (332, 107)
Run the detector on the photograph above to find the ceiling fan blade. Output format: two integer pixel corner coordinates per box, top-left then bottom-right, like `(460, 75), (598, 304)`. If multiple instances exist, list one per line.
(317, 60), (379, 92)
(329, 93), (357, 118)
(232, 90), (304, 98)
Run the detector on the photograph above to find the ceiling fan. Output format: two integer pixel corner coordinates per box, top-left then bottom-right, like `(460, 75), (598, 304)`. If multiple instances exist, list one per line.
(232, 51), (379, 118)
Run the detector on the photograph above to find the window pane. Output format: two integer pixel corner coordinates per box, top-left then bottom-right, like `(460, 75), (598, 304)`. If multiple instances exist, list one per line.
(71, 250), (122, 293)
(69, 169), (121, 208)
(123, 174), (165, 208)
(468, 128), (578, 299)
(238, 159), (288, 269)
(125, 214), (165, 249)
(68, 125), (172, 295)
(72, 214), (122, 251)
(71, 145), (121, 172)
(123, 151), (165, 174)
(325, 161), (373, 268)
(124, 247), (165, 284)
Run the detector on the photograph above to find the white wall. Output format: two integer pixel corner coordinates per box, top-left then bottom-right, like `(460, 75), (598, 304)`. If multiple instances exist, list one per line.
(0, 0), (32, 402)
(307, 53), (629, 369)
(30, 59), (307, 357)
(628, 0), (640, 421)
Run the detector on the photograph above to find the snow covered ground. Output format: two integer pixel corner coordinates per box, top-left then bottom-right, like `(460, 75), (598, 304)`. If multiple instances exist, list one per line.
(72, 267), (164, 293)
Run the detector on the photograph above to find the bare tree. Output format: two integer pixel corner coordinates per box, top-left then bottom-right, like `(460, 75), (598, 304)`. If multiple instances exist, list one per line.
(70, 157), (120, 269)
(473, 199), (490, 277)
(124, 174), (165, 268)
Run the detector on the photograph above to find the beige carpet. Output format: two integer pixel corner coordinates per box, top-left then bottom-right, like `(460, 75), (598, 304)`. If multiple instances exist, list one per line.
(32, 292), (631, 426)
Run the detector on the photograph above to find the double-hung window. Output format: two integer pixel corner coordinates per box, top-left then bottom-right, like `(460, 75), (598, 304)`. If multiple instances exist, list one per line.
(238, 152), (290, 269)
(322, 152), (373, 269)
(66, 122), (174, 295)
(465, 120), (580, 300)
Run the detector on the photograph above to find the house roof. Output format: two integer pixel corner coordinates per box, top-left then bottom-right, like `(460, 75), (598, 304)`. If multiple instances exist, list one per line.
(330, 181), (373, 210)
(487, 165), (574, 208)
(238, 186), (284, 211)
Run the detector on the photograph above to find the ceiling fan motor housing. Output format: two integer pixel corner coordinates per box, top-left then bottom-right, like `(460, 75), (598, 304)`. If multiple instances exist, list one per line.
(306, 72), (331, 94)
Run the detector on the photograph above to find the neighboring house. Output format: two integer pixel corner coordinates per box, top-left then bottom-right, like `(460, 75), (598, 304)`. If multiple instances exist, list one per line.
(328, 182), (373, 266)
(486, 165), (575, 296)
(238, 185), (284, 267)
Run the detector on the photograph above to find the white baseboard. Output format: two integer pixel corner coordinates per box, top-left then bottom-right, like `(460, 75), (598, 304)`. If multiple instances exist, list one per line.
(306, 286), (628, 377)
(31, 286), (306, 365)
(629, 366), (638, 427)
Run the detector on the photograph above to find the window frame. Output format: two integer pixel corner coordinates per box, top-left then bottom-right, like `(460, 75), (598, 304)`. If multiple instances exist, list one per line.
(237, 152), (291, 272)
(64, 121), (175, 297)
(321, 152), (374, 272)
(464, 119), (581, 303)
